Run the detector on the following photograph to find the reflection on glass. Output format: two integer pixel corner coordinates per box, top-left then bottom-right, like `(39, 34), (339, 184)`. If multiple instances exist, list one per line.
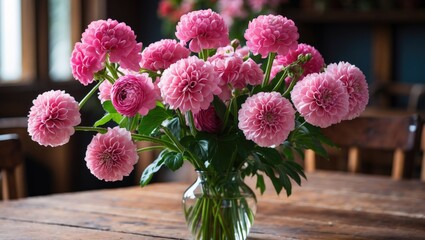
(49, 0), (71, 81)
(0, 0), (22, 82)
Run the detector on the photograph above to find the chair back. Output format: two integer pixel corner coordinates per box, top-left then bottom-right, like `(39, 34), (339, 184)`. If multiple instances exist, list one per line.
(305, 113), (422, 180)
(0, 133), (23, 200)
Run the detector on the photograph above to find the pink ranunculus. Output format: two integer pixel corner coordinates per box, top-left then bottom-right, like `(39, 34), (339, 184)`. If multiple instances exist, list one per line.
(238, 58), (264, 87)
(81, 19), (142, 71)
(238, 92), (296, 147)
(326, 62), (369, 120)
(85, 127), (138, 182)
(244, 14), (299, 58)
(158, 56), (221, 113)
(291, 72), (349, 128)
(111, 74), (158, 117)
(175, 9), (230, 52)
(193, 106), (222, 133)
(70, 42), (104, 86)
(277, 43), (325, 81)
(140, 39), (190, 72)
(28, 90), (81, 147)
(98, 80), (113, 103)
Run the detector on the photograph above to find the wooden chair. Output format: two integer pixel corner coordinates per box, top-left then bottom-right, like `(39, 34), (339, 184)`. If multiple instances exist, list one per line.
(305, 113), (422, 180)
(0, 133), (24, 200)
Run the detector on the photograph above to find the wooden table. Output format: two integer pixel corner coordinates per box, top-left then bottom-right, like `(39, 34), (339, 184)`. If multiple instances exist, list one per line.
(1, 171), (424, 239)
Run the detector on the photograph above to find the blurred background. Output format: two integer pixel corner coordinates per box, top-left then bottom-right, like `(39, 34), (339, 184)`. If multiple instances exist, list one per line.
(0, 0), (424, 198)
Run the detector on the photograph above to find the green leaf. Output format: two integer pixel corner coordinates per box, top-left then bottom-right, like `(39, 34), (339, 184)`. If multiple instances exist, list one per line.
(164, 151), (184, 171)
(102, 101), (117, 113)
(256, 174), (266, 195)
(139, 106), (172, 135)
(212, 96), (227, 121)
(140, 150), (168, 187)
(254, 147), (282, 165)
(94, 113), (113, 127)
(279, 170), (292, 196)
(166, 117), (181, 140)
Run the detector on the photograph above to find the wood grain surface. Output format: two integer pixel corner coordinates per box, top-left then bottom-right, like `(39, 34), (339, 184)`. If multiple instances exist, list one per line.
(0, 171), (424, 239)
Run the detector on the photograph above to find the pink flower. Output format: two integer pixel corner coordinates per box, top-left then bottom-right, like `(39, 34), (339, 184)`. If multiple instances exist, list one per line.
(238, 92), (295, 147)
(209, 54), (244, 88)
(98, 80), (113, 103)
(140, 39), (190, 71)
(239, 59), (264, 87)
(111, 74), (158, 117)
(326, 62), (369, 120)
(28, 90), (81, 147)
(244, 14), (299, 58)
(85, 127), (138, 182)
(193, 106), (222, 133)
(175, 9), (230, 52)
(158, 56), (221, 113)
(218, 0), (247, 26)
(81, 19), (142, 71)
(291, 73), (349, 128)
(70, 42), (104, 86)
(278, 43), (325, 79)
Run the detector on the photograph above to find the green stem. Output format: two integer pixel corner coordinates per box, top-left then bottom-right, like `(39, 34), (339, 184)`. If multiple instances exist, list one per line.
(74, 126), (107, 133)
(282, 76), (298, 98)
(187, 111), (198, 137)
(262, 52), (276, 87)
(78, 79), (104, 109)
(105, 61), (119, 80)
(272, 68), (289, 92)
(137, 145), (165, 153)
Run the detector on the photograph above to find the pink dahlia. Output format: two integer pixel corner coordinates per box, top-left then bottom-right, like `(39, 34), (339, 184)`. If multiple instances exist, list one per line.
(111, 74), (158, 117)
(85, 127), (138, 182)
(238, 92), (296, 147)
(140, 39), (190, 72)
(239, 59), (264, 87)
(175, 9), (230, 52)
(158, 56), (221, 113)
(193, 106), (222, 133)
(98, 80), (113, 103)
(210, 54), (244, 88)
(326, 62), (369, 120)
(244, 14), (299, 58)
(291, 72), (349, 128)
(70, 42), (104, 86)
(81, 19), (142, 71)
(28, 90), (81, 147)
(278, 43), (325, 79)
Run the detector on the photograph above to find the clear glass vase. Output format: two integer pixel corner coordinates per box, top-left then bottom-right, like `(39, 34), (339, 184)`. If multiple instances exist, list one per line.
(182, 171), (257, 240)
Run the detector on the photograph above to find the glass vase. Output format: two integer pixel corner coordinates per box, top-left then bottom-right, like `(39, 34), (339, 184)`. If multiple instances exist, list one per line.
(182, 171), (257, 240)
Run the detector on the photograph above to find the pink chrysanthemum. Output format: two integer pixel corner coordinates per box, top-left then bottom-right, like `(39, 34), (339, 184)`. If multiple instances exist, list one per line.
(98, 80), (113, 103)
(210, 54), (243, 88)
(158, 56), (221, 113)
(291, 73), (349, 128)
(175, 9), (230, 52)
(111, 74), (158, 117)
(140, 39), (190, 72)
(70, 42), (104, 86)
(326, 62), (369, 120)
(28, 90), (81, 147)
(193, 106), (222, 134)
(244, 14), (299, 58)
(81, 19), (142, 71)
(238, 92), (296, 147)
(85, 127), (138, 182)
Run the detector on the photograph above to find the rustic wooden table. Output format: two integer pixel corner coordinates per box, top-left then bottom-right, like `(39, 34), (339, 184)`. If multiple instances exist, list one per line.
(0, 171), (424, 239)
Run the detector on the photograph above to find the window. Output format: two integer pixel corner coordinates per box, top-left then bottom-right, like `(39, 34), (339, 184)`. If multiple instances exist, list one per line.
(0, 0), (22, 82)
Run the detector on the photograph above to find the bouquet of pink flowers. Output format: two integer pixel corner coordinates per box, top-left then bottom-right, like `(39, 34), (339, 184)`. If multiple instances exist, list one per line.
(27, 9), (368, 239)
